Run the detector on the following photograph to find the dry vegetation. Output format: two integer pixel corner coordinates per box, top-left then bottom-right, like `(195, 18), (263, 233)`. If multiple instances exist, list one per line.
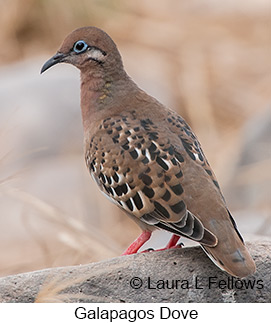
(0, 0), (270, 278)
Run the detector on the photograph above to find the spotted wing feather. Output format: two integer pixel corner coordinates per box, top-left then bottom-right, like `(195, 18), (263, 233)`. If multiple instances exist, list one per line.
(86, 112), (217, 247)
(165, 111), (223, 193)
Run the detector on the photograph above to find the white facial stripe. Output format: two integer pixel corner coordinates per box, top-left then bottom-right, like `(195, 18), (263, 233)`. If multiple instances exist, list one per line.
(87, 48), (106, 62)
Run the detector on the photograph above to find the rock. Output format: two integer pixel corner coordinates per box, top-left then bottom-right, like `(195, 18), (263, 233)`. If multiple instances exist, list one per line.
(0, 241), (270, 303)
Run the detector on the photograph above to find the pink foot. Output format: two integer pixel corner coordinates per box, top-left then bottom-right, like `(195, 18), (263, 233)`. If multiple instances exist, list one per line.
(121, 231), (152, 255)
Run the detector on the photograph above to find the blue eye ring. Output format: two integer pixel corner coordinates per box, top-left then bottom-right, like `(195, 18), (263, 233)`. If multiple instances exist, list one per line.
(73, 40), (88, 53)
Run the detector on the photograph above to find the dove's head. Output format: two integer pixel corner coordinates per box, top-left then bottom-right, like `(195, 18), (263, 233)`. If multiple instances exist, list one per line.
(41, 26), (124, 75)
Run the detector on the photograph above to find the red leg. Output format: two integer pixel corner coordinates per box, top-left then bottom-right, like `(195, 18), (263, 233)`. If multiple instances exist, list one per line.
(141, 234), (182, 253)
(166, 234), (180, 249)
(155, 234), (182, 252)
(121, 231), (152, 255)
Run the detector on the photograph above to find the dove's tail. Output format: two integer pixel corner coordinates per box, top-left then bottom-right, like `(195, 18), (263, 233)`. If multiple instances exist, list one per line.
(201, 210), (256, 278)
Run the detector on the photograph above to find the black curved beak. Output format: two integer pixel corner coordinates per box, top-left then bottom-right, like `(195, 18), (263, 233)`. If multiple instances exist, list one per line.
(40, 52), (66, 74)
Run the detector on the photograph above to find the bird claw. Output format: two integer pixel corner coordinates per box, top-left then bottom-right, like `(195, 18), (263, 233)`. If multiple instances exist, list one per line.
(140, 242), (184, 254)
(177, 242), (184, 247)
(140, 248), (155, 253)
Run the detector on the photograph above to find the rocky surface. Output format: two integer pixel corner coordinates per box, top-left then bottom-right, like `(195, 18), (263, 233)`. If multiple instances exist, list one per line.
(0, 241), (270, 303)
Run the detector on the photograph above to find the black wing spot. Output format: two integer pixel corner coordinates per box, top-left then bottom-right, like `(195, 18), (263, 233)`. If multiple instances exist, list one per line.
(126, 199), (133, 211)
(180, 137), (196, 161)
(150, 152), (157, 160)
(213, 180), (220, 189)
(175, 151), (184, 163)
(133, 192), (143, 210)
(120, 184), (128, 194)
(149, 132), (159, 141)
(156, 156), (169, 170)
(139, 173), (152, 186)
(171, 158), (177, 165)
(106, 175), (112, 184)
(142, 186), (155, 198)
(141, 157), (149, 164)
(114, 186), (122, 196)
(175, 170), (183, 178)
(205, 169), (212, 176)
(164, 175), (171, 182)
(149, 142), (157, 152)
(113, 173), (119, 183)
(198, 153), (204, 161)
(170, 201), (186, 214)
(122, 142), (130, 150)
(99, 173), (106, 184)
(161, 189), (171, 202)
(104, 185), (114, 196)
(90, 162), (95, 172)
(170, 184), (183, 196)
(130, 149), (138, 160)
(154, 201), (170, 219)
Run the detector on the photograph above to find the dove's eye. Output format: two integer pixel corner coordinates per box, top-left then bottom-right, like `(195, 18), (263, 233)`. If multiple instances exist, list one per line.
(73, 40), (88, 53)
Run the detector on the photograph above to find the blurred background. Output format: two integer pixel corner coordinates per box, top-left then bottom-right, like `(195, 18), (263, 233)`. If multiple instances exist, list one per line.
(0, 0), (270, 277)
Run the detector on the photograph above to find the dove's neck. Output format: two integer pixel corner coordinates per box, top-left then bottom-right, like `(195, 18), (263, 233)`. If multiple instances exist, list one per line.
(79, 69), (138, 135)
